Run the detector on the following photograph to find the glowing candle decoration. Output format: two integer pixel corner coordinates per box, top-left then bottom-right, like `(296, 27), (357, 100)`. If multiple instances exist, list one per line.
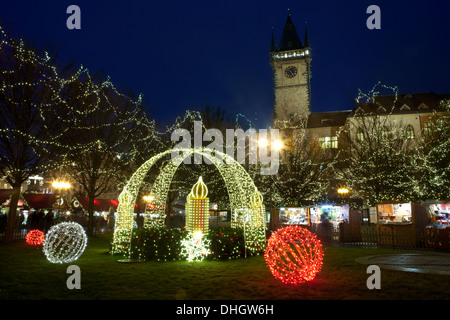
(264, 225), (323, 285)
(185, 176), (209, 235)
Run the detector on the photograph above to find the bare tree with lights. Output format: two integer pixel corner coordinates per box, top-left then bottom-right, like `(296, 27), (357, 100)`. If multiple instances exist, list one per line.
(336, 99), (419, 206)
(417, 99), (450, 201)
(0, 25), (69, 243)
(61, 73), (156, 235)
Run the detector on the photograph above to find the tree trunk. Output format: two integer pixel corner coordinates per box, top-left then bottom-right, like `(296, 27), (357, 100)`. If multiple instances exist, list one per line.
(87, 195), (95, 236)
(4, 185), (21, 243)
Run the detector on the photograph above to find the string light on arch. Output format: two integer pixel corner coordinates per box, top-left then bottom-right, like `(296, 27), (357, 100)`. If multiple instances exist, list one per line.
(112, 147), (267, 257)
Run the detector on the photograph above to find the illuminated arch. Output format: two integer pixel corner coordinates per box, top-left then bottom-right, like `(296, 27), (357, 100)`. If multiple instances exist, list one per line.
(112, 148), (266, 256)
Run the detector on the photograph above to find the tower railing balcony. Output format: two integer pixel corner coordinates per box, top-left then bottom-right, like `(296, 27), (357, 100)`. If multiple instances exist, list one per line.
(270, 48), (310, 60)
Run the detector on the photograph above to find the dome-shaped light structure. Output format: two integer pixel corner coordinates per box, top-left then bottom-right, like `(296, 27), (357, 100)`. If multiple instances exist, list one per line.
(186, 191), (193, 203)
(191, 176), (208, 199)
(251, 188), (263, 207)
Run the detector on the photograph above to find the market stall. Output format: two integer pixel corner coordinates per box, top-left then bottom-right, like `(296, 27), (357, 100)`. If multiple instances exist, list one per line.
(375, 202), (427, 247)
(278, 207), (310, 226)
(310, 204), (349, 229)
(422, 201), (450, 250)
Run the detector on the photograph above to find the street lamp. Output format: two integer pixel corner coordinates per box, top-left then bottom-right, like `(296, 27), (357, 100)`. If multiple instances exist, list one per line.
(337, 188), (349, 195)
(273, 139), (284, 150)
(257, 137), (284, 232)
(52, 180), (70, 216)
(258, 138), (284, 151)
(143, 195), (154, 202)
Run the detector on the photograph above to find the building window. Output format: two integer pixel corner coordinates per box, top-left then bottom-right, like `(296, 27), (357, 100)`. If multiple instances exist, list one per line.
(423, 121), (433, 137)
(356, 128), (364, 143)
(405, 125), (415, 139)
(400, 104), (410, 111)
(321, 118), (333, 125)
(419, 103), (428, 110)
(377, 106), (386, 113)
(319, 136), (338, 149)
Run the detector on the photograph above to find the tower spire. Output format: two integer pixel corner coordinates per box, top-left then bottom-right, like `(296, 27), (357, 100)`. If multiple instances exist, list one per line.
(270, 27), (277, 52)
(304, 21), (310, 48)
(278, 11), (303, 51)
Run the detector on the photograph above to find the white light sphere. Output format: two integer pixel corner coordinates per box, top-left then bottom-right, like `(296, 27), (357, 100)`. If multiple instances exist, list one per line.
(43, 222), (88, 264)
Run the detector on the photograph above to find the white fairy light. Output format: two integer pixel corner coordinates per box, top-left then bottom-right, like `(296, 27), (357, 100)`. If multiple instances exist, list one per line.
(43, 222), (88, 264)
(180, 231), (211, 262)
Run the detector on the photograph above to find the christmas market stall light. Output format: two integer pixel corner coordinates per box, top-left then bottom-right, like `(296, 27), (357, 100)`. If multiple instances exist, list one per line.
(264, 225), (324, 285)
(43, 222), (88, 264)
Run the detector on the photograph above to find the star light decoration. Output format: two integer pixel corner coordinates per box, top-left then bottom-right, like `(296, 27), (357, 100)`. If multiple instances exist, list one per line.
(180, 231), (211, 262)
(264, 225), (323, 285)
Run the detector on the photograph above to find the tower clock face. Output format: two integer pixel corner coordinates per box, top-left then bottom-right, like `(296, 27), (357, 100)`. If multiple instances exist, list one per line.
(284, 66), (298, 78)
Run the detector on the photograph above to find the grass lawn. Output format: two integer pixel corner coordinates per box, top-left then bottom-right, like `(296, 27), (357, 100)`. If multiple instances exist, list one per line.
(0, 233), (448, 300)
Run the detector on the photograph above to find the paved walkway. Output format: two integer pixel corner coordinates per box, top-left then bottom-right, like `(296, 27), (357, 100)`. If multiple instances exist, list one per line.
(356, 254), (450, 275)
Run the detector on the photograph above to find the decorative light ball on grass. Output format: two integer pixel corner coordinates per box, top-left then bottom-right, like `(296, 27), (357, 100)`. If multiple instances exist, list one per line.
(265, 225), (323, 285)
(26, 229), (45, 246)
(43, 222), (88, 264)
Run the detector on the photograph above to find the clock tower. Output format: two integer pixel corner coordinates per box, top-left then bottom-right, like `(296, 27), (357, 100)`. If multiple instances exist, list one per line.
(270, 13), (311, 126)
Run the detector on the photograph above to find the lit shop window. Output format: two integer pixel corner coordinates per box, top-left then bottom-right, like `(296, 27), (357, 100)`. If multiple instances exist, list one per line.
(319, 136), (338, 149)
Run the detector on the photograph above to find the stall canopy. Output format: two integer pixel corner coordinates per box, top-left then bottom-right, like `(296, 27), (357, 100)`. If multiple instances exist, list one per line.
(72, 197), (119, 213)
(21, 193), (60, 210)
(0, 190), (12, 206)
(0, 192), (61, 210)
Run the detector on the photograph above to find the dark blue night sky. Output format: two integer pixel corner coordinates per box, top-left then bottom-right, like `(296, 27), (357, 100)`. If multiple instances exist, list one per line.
(1, 0), (449, 128)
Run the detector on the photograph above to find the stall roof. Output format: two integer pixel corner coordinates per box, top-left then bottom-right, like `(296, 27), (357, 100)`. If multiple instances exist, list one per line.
(72, 197), (119, 213)
(0, 190), (12, 206)
(21, 193), (60, 209)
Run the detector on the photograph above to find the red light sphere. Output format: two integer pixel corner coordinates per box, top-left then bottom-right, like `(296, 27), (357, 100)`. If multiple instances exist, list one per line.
(26, 229), (45, 246)
(264, 225), (323, 285)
